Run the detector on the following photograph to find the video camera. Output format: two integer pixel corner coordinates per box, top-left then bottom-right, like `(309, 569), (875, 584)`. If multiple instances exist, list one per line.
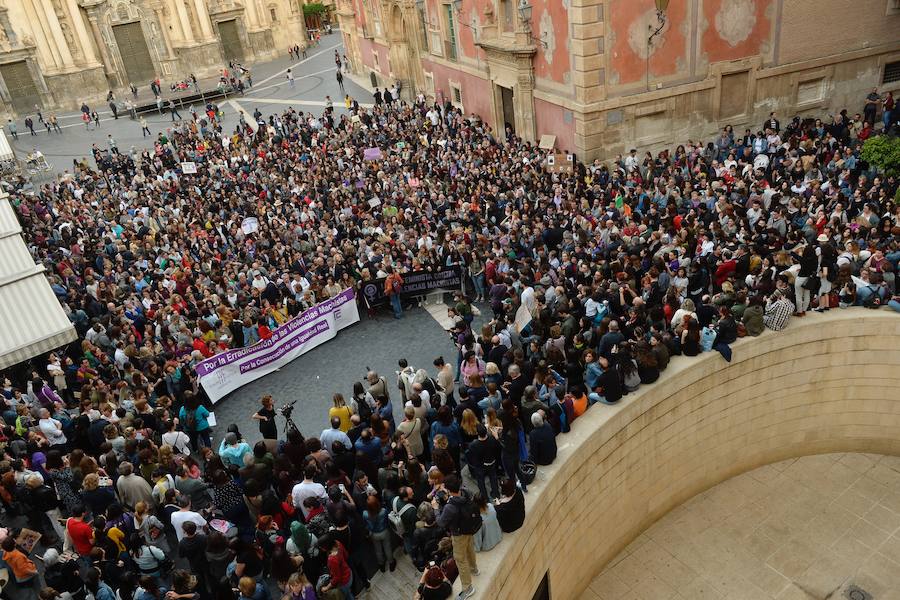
(277, 398), (298, 418)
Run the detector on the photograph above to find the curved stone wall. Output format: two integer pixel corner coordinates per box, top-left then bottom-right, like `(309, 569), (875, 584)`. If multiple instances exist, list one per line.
(475, 310), (900, 600)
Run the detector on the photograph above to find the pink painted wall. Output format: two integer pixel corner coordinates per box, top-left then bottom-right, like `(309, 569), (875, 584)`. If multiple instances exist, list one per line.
(608, 0), (690, 86)
(534, 98), (575, 154)
(423, 58), (494, 126)
(529, 0), (570, 85)
(700, 0), (773, 64)
(357, 37), (390, 78)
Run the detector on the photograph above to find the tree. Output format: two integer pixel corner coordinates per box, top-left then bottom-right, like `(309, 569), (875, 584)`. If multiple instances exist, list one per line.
(302, 2), (326, 17)
(860, 134), (900, 177)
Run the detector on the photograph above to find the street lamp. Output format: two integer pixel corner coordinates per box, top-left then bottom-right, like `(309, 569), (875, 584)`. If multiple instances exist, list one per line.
(517, 0), (532, 24)
(646, 0), (670, 91)
(514, 0), (547, 48)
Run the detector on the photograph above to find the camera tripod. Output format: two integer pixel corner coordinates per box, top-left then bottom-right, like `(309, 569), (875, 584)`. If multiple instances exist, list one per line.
(278, 400), (299, 434)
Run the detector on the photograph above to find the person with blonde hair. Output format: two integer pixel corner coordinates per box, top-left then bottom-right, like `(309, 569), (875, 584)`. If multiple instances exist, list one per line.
(283, 571), (315, 600)
(80, 472), (116, 516)
(329, 393), (353, 432)
(134, 500), (170, 552)
(459, 408), (479, 445)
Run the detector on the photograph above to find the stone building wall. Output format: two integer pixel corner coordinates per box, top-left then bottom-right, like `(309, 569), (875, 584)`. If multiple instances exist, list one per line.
(339, 0), (900, 161)
(0, 0), (306, 116)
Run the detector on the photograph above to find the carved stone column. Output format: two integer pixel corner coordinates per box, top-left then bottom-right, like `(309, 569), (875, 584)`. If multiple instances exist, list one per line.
(66, 0), (100, 65)
(78, 0), (115, 82)
(192, 0), (216, 41)
(173, 0), (195, 43)
(37, 0), (75, 67)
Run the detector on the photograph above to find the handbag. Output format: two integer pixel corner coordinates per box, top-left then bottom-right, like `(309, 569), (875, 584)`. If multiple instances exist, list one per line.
(519, 460), (537, 485)
(802, 277), (820, 293)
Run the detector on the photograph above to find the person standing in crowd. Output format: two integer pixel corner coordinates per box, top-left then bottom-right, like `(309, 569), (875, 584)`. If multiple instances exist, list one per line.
(251, 394), (277, 440)
(0, 80), (894, 600)
(384, 266), (404, 319)
(435, 474), (479, 600)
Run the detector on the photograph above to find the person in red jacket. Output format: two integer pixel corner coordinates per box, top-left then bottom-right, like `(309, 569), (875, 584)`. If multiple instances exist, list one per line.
(319, 535), (352, 598)
(383, 266), (404, 320)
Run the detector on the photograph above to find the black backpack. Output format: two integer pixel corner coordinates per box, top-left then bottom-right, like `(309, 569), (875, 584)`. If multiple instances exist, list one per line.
(456, 497), (483, 535)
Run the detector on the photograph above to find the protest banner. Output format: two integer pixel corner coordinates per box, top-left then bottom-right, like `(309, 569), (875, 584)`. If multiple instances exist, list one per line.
(360, 266), (463, 307)
(181, 161), (197, 174)
(546, 153), (574, 174)
(197, 288), (360, 402)
(363, 147), (382, 160)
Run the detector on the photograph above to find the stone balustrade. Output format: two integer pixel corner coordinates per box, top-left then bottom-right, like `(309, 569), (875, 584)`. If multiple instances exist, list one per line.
(472, 309), (900, 600)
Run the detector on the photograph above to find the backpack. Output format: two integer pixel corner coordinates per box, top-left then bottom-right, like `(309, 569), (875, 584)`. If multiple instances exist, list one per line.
(862, 286), (883, 309)
(388, 497), (415, 536)
(455, 497), (483, 535)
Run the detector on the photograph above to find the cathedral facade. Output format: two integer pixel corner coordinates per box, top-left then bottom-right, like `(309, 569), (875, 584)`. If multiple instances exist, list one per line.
(0, 0), (307, 115)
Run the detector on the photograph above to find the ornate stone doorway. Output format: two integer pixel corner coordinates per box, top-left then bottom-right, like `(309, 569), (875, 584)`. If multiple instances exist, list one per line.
(112, 22), (155, 83)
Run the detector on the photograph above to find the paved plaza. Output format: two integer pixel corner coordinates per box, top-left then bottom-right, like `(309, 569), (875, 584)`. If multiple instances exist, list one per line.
(213, 302), (464, 445)
(584, 453), (900, 600)
(7, 33), (372, 172)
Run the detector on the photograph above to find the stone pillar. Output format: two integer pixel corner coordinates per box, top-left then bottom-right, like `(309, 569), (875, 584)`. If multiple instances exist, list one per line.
(67, 0), (100, 64)
(79, 1), (115, 79)
(242, 0), (262, 31)
(192, 0), (215, 41)
(173, 0), (195, 43)
(516, 67), (536, 142)
(38, 0), (75, 67)
(23, 0), (63, 69)
(164, 0), (186, 43)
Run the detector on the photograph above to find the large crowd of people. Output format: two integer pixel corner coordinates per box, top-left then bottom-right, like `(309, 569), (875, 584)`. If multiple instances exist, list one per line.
(0, 75), (897, 600)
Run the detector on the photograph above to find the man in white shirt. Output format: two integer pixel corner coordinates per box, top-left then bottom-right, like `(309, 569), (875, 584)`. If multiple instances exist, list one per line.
(170, 495), (208, 541)
(251, 271), (269, 292)
(291, 464), (327, 519)
(38, 408), (67, 448)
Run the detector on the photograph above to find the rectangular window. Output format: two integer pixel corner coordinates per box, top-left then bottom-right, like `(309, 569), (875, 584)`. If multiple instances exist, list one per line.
(500, 0), (514, 32)
(431, 32), (444, 57)
(797, 78), (825, 105)
(269, 7), (277, 21)
(444, 4), (458, 61)
(883, 60), (900, 84)
(451, 83), (462, 106)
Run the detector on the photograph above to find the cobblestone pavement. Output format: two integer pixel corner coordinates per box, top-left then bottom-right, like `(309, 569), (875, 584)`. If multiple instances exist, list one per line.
(211, 304), (460, 445)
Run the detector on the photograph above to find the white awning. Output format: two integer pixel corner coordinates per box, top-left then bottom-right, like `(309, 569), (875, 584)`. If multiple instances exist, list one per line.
(0, 193), (76, 369)
(0, 130), (14, 162)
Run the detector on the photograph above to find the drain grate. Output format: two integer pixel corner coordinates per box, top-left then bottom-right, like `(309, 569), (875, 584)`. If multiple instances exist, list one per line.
(846, 585), (872, 600)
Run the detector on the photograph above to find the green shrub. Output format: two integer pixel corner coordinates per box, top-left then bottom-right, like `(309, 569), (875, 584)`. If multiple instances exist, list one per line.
(860, 135), (900, 177)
